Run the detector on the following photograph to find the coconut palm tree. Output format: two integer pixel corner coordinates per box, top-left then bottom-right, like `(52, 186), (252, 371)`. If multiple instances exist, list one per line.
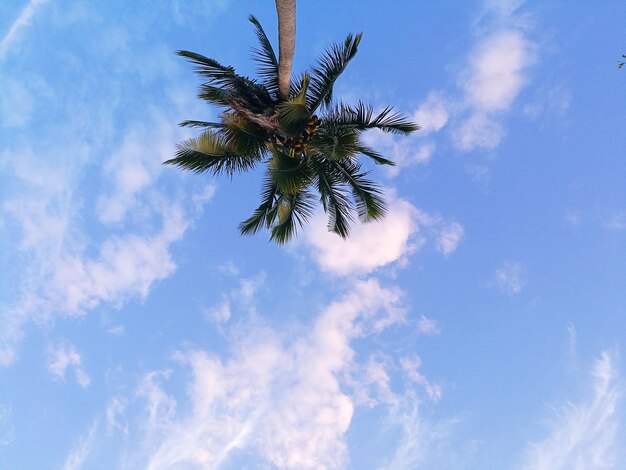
(165, 14), (418, 244)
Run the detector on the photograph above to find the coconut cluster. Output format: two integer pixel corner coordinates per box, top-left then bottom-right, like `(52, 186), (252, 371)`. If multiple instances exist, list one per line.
(292, 115), (320, 153)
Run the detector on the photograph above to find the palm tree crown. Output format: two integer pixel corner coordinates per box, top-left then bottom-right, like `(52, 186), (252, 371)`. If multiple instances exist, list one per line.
(165, 15), (419, 244)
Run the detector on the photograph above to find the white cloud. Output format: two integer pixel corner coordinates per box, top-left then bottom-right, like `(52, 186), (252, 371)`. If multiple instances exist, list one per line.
(360, 4), (535, 172)
(63, 420), (99, 470)
(107, 325), (125, 336)
(204, 301), (232, 324)
(0, 113), (215, 365)
(454, 28), (534, 152)
(412, 93), (450, 135)
(360, 94), (448, 175)
(97, 117), (174, 224)
(564, 209), (581, 227)
(119, 279), (407, 469)
(0, 0), (48, 61)
(216, 260), (240, 277)
(304, 197), (419, 276)
(463, 31), (532, 112)
(363, 130), (435, 177)
(436, 221), (465, 257)
(304, 194), (463, 277)
(400, 356), (442, 402)
(378, 394), (455, 470)
(417, 315), (442, 335)
(492, 262), (525, 295)
(47, 343), (91, 388)
(204, 272), (266, 324)
(454, 113), (504, 151)
(604, 213), (626, 231)
(521, 352), (622, 470)
(106, 397), (128, 435)
(49, 202), (187, 314)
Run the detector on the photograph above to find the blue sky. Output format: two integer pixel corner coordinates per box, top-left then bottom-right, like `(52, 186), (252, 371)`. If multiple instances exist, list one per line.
(1, 0), (626, 468)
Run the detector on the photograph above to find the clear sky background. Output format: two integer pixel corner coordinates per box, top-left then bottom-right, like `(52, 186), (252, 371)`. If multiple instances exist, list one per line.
(1, 0), (626, 468)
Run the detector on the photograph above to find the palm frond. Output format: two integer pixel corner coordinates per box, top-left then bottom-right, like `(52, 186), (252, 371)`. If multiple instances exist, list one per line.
(309, 157), (353, 238)
(308, 33), (362, 112)
(179, 120), (226, 129)
(239, 172), (279, 235)
(327, 101), (419, 135)
(177, 50), (274, 113)
(197, 84), (232, 106)
(277, 74), (311, 135)
(310, 124), (359, 160)
(220, 113), (269, 156)
(331, 159), (386, 221)
(164, 130), (260, 175)
(269, 146), (312, 194)
(249, 15), (279, 98)
(269, 191), (316, 244)
(355, 143), (396, 166)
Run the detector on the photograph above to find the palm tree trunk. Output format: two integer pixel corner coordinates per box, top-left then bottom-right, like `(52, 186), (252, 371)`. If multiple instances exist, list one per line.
(275, 0), (296, 100)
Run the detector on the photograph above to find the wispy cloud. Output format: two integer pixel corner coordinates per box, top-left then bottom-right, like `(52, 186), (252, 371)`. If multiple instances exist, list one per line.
(74, 279), (433, 469)
(436, 222), (465, 257)
(47, 342), (90, 388)
(492, 262), (525, 295)
(204, 272), (267, 324)
(62, 420), (99, 470)
(417, 315), (442, 336)
(400, 356), (442, 402)
(378, 394), (456, 470)
(521, 352), (623, 470)
(0, 405), (14, 448)
(604, 212), (626, 231)
(0, 110), (216, 365)
(0, 0), (48, 60)
(0, 0), (219, 365)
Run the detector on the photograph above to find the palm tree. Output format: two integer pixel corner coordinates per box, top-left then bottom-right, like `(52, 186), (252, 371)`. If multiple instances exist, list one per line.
(165, 14), (418, 244)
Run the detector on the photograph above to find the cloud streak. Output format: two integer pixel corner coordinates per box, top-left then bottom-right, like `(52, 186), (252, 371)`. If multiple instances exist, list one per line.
(0, 0), (48, 60)
(521, 352), (622, 470)
(47, 342), (91, 388)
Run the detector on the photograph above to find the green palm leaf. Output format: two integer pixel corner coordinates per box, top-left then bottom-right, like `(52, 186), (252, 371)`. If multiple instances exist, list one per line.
(220, 113), (268, 156)
(355, 143), (396, 166)
(331, 159), (386, 222)
(177, 50), (273, 113)
(164, 130), (260, 175)
(310, 127), (359, 160)
(248, 15), (279, 98)
(269, 145), (312, 194)
(239, 172), (279, 235)
(179, 120), (226, 129)
(269, 190), (316, 244)
(308, 33), (362, 112)
(277, 74), (310, 135)
(328, 101), (419, 134)
(309, 157), (353, 237)
(197, 84), (232, 106)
